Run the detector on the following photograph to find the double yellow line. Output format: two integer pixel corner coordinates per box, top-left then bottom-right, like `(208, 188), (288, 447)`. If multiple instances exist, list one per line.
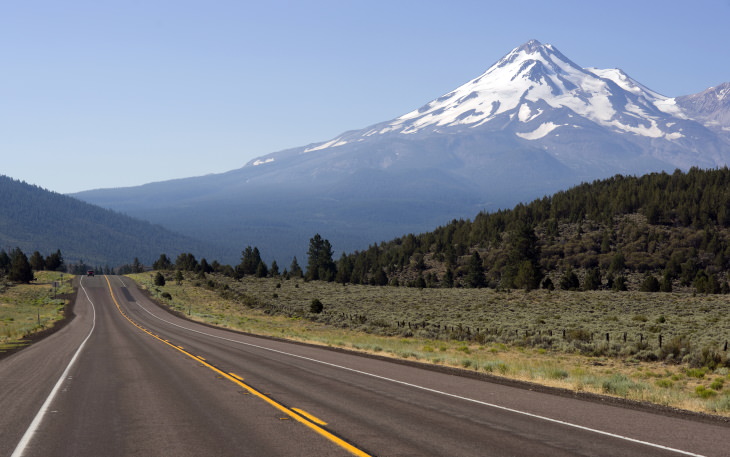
(104, 276), (371, 457)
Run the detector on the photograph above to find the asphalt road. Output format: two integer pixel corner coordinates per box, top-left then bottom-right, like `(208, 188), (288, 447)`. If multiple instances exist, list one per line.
(1, 275), (728, 456)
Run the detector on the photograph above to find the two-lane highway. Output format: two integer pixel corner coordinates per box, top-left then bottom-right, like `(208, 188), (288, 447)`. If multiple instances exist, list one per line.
(2, 275), (728, 456)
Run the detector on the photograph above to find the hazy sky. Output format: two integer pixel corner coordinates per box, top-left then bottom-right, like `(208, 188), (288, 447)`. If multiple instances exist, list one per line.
(2, 0), (729, 193)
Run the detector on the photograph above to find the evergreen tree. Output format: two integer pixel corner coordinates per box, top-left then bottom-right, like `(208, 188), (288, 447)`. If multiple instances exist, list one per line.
(514, 260), (541, 291)
(465, 251), (486, 288)
(503, 223), (542, 289)
(154, 271), (166, 286)
(289, 257), (303, 278)
(45, 250), (64, 271)
(639, 273), (660, 292)
(9, 247), (34, 283)
(583, 267), (602, 290)
(306, 234), (336, 281)
(132, 257), (144, 273)
(255, 261), (268, 278)
(612, 275), (628, 291)
(175, 253), (198, 272)
(29, 251), (46, 271)
(153, 254), (173, 270)
(270, 260), (280, 277)
(373, 268), (388, 286)
(237, 246), (262, 276)
(199, 258), (213, 274)
(335, 253), (353, 284)
(442, 267), (455, 288)
(559, 267), (580, 291)
(0, 250), (11, 275)
(660, 272), (673, 292)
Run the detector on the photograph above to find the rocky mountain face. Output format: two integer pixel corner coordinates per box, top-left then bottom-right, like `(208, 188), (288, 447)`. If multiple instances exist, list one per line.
(676, 82), (730, 135)
(73, 40), (730, 264)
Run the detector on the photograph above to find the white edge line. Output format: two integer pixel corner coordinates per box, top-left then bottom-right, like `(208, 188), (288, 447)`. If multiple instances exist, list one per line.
(11, 276), (97, 457)
(130, 297), (707, 457)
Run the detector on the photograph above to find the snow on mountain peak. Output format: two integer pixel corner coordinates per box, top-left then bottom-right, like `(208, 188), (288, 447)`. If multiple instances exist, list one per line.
(300, 40), (694, 154)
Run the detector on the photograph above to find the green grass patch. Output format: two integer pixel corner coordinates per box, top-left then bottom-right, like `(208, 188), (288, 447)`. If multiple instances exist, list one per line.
(0, 272), (74, 352)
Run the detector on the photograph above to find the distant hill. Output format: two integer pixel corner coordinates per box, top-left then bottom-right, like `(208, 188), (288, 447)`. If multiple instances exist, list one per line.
(73, 40), (730, 263)
(0, 175), (225, 266)
(339, 167), (730, 293)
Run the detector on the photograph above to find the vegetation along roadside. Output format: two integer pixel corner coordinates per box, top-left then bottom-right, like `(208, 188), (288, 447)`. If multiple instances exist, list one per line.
(128, 271), (730, 418)
(0, 271), (76, 358)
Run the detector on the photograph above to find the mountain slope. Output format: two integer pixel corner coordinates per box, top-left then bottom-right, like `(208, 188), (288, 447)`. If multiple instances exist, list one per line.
(73, 40), (730, 263)
(0, 176), (223, 266)
(676, 82), (730, 134)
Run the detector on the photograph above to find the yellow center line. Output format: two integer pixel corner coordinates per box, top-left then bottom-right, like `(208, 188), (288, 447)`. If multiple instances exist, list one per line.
(102, 276), (371, 457)
(292, 408), (328, 426)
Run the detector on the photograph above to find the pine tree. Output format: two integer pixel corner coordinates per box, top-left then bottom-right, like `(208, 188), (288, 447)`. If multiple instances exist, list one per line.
(442, 267), (454, 288)
(270, 260), (280, 277)
(9, 247), (34, 283)
(0, 250), (10, 276)
(289, 257), (303, 278)
(45, 250), (64, 272)
(306, 234), (336, 281)
(559, 267), (580, 291)
(583, 267), (602, 290)
(153, 254), (173, 270)
(29, 251), (46, 271)
(154, 272), (166, 286)
(465, 251), (486, 288)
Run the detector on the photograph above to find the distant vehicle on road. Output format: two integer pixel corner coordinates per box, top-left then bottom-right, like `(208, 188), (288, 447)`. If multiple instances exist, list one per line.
(87, 270), (94, 277)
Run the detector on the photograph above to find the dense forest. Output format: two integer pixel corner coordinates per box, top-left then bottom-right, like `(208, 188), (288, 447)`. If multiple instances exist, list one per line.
(332, 167), (730, 293)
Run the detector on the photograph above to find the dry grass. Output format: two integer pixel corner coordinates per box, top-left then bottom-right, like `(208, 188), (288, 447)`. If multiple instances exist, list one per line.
(128, 272), (730, 416)
(0, 272), (74, 352)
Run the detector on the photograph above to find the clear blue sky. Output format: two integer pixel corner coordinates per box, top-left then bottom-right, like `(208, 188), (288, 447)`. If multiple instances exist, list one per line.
(2, 0), (729, 193)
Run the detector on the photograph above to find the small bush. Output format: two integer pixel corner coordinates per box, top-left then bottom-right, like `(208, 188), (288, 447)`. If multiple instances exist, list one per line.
(695, 385), (717, 399)
(153, 272), (166, 286)
(601, 374), (646, 397)
(688, 347), (724, 369)
(309, 298), (324, 314)
(659, 336), (690, 362)
(685, 367), (707, 378)
(710, 378), (724, 391)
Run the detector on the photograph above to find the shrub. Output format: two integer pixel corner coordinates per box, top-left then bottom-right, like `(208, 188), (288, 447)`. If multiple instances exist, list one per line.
(602, 374), (646, 397)
(710, 378), (724, 391)
(154, 272), (166, 286)
(309, 298), (324, 314)
(659, 336), (690, 362)
(707, 394), (730, 412)
(695, 385), (717, 399)
(688, 347), (725, 369)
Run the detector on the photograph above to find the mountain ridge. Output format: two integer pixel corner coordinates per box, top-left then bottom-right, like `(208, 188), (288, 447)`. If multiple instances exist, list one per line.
(0, 175), (224, 266)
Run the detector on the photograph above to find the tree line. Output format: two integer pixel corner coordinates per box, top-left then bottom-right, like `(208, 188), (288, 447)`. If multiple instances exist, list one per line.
(0, 247), (64, 283)
(329, 167), (730, 292)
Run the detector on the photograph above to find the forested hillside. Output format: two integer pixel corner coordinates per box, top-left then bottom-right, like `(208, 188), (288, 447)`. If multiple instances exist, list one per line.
(0, 176), (224, 266)
(336, 168), (730, 293)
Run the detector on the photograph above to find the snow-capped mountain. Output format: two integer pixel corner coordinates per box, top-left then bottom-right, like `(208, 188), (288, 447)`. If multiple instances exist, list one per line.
(74, 40), (730, 263)
(246, 39), (728, 179)
(676, 82), (730, 133)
